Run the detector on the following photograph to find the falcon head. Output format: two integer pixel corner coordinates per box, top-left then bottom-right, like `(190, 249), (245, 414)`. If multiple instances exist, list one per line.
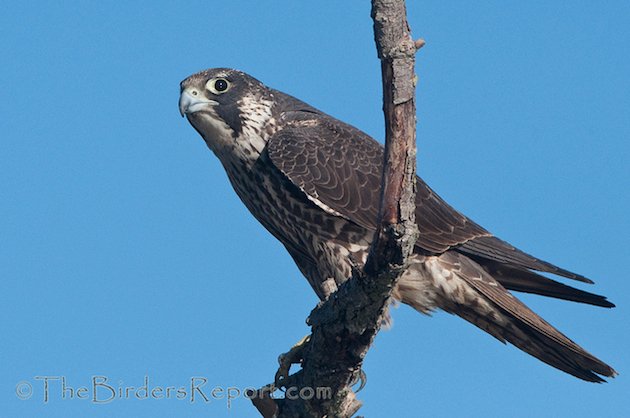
(179, 68), (278, 159)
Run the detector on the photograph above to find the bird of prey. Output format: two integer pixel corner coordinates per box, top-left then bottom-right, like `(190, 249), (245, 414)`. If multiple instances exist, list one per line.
(179, 68), (616, 382)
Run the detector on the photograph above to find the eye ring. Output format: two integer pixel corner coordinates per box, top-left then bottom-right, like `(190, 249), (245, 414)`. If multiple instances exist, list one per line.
(207, 78), (230, 94)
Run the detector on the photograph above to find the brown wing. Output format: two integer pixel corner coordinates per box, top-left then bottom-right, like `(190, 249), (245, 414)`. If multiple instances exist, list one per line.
(267, 110), (594, 282)
(474, 258), (614, 308)
(267, 111), (492, 252)
(267, 111), (383, 230)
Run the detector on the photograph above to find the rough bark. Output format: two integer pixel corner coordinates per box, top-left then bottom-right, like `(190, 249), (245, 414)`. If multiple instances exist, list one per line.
(252, 1), (420, 416)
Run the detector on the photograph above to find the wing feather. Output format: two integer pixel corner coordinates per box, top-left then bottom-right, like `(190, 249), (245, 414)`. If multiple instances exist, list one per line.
(266, 110), (593, 283)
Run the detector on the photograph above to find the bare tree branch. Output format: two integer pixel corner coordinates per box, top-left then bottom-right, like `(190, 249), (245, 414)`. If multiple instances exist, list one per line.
(367, 0), (419, 276)
(250, 386), (279, 418)
(252, 1), (419, 416)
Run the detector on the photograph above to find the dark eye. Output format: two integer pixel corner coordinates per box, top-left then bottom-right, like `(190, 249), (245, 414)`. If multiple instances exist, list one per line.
(214, 79), (228, 92)
(206, 77), (230, 94)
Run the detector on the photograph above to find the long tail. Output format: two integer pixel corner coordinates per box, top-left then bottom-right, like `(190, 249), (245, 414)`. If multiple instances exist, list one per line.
(398, 252), (617, 382)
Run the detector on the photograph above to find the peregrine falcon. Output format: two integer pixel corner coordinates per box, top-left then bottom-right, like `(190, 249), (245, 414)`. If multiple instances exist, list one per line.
(178, 68), (616, 382)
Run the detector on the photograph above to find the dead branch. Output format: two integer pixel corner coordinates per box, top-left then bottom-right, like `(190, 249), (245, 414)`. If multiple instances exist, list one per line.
(253, 1), (419, 416)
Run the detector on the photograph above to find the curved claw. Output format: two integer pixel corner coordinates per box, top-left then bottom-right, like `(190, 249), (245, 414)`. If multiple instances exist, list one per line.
(350, 369), (367, 393)
(274, 335), (311, 389)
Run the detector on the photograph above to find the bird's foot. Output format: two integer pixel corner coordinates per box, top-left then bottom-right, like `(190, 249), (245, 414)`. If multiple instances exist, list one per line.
(350, 368), (367, 393)
(274, 334), (311, 389)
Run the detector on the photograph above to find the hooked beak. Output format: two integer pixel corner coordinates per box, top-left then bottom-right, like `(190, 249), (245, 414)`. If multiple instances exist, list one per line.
(179, 89), (217, 117)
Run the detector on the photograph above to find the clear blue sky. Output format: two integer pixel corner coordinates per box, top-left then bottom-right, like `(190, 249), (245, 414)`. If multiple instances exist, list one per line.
(2, 1), (629, 417)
